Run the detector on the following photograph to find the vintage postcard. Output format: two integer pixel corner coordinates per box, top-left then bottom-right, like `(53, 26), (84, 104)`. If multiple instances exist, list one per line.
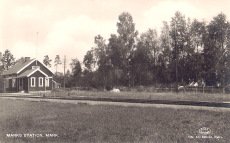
(0, 0), (229, 142)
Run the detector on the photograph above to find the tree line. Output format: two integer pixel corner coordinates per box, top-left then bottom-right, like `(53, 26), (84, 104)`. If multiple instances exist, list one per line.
(1, 11), (230, 92)
(81, 11), (230, 91)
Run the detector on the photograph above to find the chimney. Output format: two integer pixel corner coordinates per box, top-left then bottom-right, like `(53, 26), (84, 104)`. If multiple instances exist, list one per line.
(24, 57), (30, 62)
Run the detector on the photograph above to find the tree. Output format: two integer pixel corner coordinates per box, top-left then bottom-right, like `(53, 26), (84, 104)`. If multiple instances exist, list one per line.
(66, 69), (71, 77)
(65, 69), (73, 88)
(191, 19), (206, 53)
(54, 55), (62, 74)
(70, 58), (82, 86)
(94, 35), (112, 90)
(1, 49), (15, 70)
(140, 29), (159, 64)
(135, 29), (159, 84)
(79, 11), (230, 90)
(189, 19), (206, 82)
(132, 40), (154, 85)
(205, 13), (230, 92)
(170, 11), (187, 91)
(160, 21), (173, 84)
(43, 55), (52, 67)
(0, 52), (2, 66)
(109, 12), (138, 87)
(83, 49), (96, 72)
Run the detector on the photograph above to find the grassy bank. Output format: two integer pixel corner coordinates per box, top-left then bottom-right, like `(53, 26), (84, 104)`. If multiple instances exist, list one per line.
(50, 90), (230, 102)
(0, 98), (229, 143)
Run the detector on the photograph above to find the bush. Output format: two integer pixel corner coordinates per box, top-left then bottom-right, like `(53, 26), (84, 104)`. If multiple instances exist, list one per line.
(106, 85), (113, 91)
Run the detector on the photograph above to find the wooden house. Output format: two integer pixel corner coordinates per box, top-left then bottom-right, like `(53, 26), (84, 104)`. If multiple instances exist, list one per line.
(1, 57), (54, 93)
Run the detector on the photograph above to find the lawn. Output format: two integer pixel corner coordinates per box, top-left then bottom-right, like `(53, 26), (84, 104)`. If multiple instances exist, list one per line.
(51, 90), (230, 102)
(0, 98), (229, 143)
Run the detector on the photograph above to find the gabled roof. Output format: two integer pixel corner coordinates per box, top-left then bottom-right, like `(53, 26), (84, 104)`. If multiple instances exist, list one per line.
(17, 68), (48, 78)
(2, 59), (36, 76)
(2, 59), (53, 76)
(35, 60), (53, 75)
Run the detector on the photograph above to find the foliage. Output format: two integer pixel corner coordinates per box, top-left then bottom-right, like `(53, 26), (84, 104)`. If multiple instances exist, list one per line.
(110, 12), (138, 87)
(1, 49), (15, 70)
(83, 49), (95, 71)
(43, 55), (52, 67)
(51, 12), (230, 93)
(69, 58), (82, 86)
(54, 55), (62, 74)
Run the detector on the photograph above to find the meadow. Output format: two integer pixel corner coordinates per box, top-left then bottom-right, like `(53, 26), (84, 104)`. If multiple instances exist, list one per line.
(51, 90), (230, 103)
(0, 96), (229, 143)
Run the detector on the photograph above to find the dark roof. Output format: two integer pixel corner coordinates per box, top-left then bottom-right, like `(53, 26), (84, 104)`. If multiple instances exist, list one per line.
(2, 59), (35, 76)
(17, 69), (37, 78)
(16, 68), (48, 78)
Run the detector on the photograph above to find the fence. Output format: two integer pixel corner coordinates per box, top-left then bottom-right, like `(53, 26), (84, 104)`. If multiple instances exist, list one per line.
(154, 86), (224, 93)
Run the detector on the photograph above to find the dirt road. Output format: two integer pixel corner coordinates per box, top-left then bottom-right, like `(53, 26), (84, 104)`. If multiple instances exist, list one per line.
(1, 96), (230, 112)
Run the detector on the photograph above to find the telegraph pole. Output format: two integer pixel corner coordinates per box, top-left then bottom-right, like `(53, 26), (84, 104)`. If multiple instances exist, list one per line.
(63, 55), (66, 91)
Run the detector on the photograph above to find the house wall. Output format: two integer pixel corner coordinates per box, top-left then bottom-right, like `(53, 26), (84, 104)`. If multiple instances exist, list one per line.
(18, 60), (53, 77)
(15, 77), (28, 92)
(5, 78), (18, 92)
(28, 71), (52, 91)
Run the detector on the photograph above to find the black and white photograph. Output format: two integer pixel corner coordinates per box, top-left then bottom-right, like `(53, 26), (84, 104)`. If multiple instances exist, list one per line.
(0, 0), (230, 142)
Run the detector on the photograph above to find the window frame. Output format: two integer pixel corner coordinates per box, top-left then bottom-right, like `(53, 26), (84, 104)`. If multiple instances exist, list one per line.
(38, 77), (43, 87)
(32, 66), (40, 69)
(31, 77), (36, 87)
(45, 78), (49, 87)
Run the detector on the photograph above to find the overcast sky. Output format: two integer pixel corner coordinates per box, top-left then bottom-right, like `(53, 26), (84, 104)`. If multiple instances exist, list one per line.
(0, 0), (229, 72)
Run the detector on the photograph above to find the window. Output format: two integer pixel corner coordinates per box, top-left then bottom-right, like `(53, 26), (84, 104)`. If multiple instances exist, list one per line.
(31, 77), (36, 87)
(39, 77), (43, 87)
(45, 78), (49, 87)
(32, 66), (40, 69)
(12, 78), (16, 87)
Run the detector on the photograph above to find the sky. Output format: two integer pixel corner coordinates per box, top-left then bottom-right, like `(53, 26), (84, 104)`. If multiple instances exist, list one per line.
(0, 0), (230, 72)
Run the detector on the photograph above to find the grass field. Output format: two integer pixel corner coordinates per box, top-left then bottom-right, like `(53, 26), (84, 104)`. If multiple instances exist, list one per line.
(52, 90), (230, 102)
(0, 97), (229, 143)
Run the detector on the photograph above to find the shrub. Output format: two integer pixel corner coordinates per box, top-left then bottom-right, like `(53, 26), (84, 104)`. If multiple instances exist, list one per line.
(106, 85), (113, 91)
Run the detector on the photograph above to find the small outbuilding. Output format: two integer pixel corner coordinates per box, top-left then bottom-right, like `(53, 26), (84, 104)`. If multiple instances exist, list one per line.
(53, 80), (61, 89)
